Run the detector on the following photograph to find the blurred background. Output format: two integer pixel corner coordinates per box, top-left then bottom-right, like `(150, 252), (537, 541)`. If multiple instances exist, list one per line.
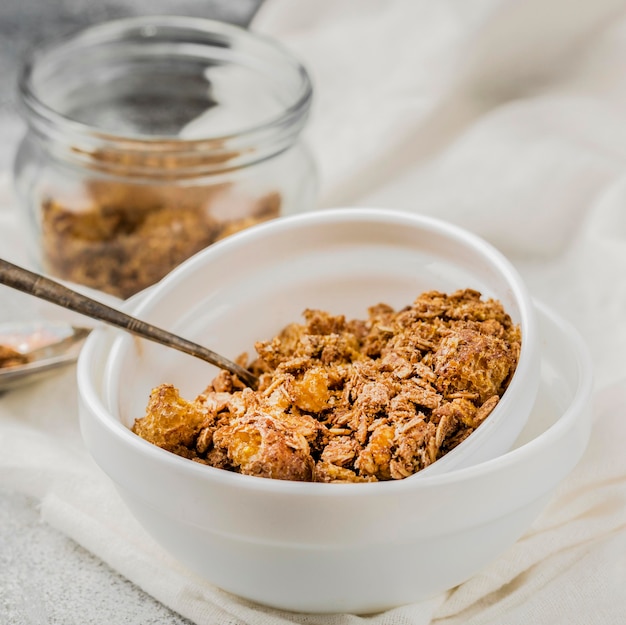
(0, 0), (263, 170)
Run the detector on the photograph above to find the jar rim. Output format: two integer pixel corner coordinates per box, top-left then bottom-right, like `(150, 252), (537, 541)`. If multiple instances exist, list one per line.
(17, 15), (313, 155)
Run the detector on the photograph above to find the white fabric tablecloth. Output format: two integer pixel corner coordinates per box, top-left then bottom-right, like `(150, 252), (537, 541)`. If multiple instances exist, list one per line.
(2, 1), (626, 623)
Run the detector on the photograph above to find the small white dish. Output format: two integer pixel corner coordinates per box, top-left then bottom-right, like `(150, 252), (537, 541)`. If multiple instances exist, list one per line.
(0, 321), (89, 392)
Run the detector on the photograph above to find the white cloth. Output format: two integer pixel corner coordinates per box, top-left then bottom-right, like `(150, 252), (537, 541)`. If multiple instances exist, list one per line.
(2, 1), (626, 623)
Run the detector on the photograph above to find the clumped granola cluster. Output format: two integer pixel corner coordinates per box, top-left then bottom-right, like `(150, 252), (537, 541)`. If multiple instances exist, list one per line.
(133, 289), (521, 482)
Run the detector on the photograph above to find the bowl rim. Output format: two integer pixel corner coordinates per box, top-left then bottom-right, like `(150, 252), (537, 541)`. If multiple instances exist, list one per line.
(78, 208), (583, 496)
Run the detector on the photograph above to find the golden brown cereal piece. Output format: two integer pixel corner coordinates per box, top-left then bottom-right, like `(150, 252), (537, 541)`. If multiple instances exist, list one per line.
(389, 417), (438, 479)
(320, 436), (360, 468)
(213, 413), (314, 481)
(433, 326), (516, 403)
(291, 367), (332, 413)
(132, 384), (211, 459)
(355, 422), (396, 480)
(315, 460), (373, 483)
(132, 289), (522, 482)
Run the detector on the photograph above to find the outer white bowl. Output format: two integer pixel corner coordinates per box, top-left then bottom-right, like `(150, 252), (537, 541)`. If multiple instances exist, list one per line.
(78, 302), (592, 614)
(76, 209), (580, 613)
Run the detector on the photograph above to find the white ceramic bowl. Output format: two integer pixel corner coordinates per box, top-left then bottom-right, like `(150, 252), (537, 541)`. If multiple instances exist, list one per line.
(78, 303), (591, 613)
(103, 208), (541, 476)
(76, 209), (580, 613)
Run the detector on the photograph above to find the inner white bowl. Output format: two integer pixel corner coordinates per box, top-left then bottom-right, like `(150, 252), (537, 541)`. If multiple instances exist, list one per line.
(103, 207), (540, 476)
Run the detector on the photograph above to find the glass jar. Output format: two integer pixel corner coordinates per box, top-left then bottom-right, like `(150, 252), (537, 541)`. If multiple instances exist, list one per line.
(14, 16), (317, 299)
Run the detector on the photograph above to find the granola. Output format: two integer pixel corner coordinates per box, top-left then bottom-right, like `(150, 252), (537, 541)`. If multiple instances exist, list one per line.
(0, 345), (30, 369)
(133, 289), (521, 482)
(37, 142), (281, 299)
(41, 186), (280, 299)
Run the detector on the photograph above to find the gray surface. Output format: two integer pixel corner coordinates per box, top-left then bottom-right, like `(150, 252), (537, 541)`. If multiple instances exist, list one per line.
(0, 489), (192, 625)
(0, 2), (261, 623)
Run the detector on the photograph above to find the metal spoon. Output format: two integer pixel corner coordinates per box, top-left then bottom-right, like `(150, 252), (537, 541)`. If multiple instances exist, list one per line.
(0, 258), (258, 389)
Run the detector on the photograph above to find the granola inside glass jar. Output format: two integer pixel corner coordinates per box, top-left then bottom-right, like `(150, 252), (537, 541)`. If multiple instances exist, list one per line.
(14, 16), (317, 299)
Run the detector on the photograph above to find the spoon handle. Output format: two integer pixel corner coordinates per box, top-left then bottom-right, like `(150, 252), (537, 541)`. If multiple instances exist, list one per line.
(0, 258), (258, 388)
